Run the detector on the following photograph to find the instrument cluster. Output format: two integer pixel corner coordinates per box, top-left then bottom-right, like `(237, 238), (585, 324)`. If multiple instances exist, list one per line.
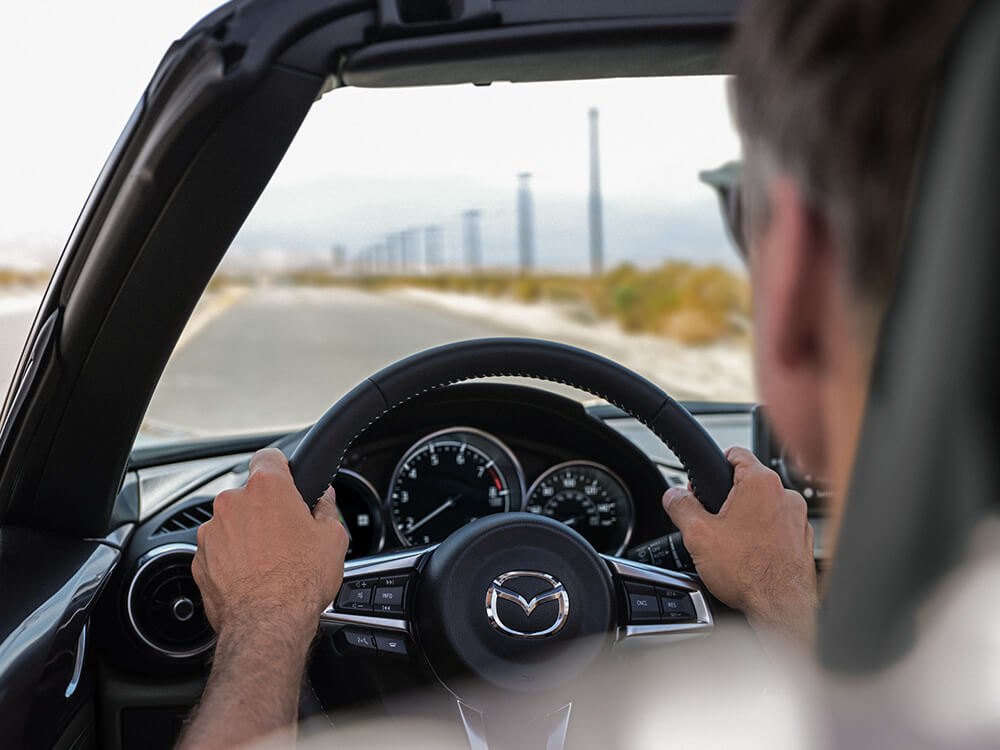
(335, 425), (636, 556)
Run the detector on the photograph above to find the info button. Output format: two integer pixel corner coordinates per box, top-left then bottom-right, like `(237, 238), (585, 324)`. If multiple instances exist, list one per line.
(372, 586), (406, 614)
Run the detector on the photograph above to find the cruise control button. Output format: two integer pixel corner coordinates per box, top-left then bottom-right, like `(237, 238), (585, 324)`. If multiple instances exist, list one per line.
(625, 583), (659, 622)
(337, 580), (374, 612)
(372, 586), (406, 614)
(374, 633), (410, 656)
(659, 592), (696, 620)
(342, 630), (377, 651)
(657, 587), (683, 600)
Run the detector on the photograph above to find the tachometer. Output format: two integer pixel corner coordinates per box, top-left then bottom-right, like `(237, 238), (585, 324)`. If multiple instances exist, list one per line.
(526, 461), (633, 554)
(333, 470), (384, 559)
(389, 428), (524, 545)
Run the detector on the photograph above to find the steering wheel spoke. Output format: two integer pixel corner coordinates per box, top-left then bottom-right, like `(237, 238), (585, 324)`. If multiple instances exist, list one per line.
(457, 699), (573, 750)
(602, 554), (713, 642)
(320, 545), (437, 656)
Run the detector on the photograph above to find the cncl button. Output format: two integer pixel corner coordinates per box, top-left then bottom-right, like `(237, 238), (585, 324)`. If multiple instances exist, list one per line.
(624, 583), (659, 622)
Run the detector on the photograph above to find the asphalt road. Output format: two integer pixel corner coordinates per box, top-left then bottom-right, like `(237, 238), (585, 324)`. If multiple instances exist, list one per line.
(143, 286), (545, 438)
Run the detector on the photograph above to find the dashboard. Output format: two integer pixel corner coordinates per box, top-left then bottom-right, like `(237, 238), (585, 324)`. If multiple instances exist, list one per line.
(89, 384), (837, 747)
(102, 383), (691, 669)
(298, 384), (671, 558)
(98, 383), (840, 683)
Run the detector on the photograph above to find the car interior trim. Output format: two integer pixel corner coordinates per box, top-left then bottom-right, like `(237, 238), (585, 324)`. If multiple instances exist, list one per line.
(125, 543), (216, 659)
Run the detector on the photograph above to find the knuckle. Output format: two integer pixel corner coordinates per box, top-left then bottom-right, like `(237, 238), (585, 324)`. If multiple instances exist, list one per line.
(748, 469), (782, 496)
(785, 489), (808, 515)
(212, 489), (238, 517)
(328, 520), (350, 550)
(763, 469), (784, 491)
(246, 466), (285, 494)
(191, 551), (206, 584)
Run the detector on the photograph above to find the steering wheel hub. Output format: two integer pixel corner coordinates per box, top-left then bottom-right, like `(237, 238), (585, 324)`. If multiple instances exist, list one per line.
(417, 513), (615, 695)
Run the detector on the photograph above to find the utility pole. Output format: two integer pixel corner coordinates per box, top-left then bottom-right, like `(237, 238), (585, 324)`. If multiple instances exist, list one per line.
(588, 107), (605, 276)
(425, 225), (443, 269)
(386, 233), (401, 273)
(462, 210), (482, 269)
(400, 229), (415, 273)
(331, 243), (346, 270)
(517, 172), (535, 272)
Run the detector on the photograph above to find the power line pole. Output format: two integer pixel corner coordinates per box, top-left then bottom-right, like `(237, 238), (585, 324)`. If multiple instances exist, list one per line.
(517, 172), (535, 272)
(588, 107), (605, 276)
(425, 224), (443, 269)
(401, 229), (416, 273)
(462, 210), (482, 269)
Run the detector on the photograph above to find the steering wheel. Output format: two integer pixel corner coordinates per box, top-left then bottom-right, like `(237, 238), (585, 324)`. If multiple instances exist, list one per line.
(288, 338), (733, 744)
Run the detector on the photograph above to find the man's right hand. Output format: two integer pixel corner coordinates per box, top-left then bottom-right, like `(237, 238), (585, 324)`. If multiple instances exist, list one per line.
(663, 446), (818, 645)
(192, 448), (349, 643)
(178, 449), (350, 750)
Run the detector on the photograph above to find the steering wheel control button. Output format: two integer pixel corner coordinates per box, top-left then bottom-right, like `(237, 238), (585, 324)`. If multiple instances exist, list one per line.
(372, 586), (406, 614)
(373, 633), (410, 656)
(624, 583), (660, 622)
(336, 579), (376, 612)
(378, 574), (410, 588)
(658, 590), (696, 620)
(342, 630), (377, 652)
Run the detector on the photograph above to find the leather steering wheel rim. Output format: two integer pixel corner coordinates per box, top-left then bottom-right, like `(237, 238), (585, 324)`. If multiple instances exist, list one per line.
(289, 337), (733, 518)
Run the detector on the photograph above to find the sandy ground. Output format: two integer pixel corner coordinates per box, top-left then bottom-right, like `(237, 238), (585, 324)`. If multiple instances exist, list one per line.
(387, 287), (756, 402)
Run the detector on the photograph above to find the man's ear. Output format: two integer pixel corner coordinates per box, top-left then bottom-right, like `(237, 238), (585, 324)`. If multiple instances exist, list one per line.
(752, 174), (836, 473)
(760, 176), (834, 373)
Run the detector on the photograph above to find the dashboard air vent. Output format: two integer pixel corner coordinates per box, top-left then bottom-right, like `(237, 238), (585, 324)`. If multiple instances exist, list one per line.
(127, 544), (215, 658)
(153, 499), (213, 536)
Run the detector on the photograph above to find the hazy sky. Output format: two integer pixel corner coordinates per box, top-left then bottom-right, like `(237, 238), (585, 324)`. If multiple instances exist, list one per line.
(1, 1), (742, 271)
(1, 1), (222, 255)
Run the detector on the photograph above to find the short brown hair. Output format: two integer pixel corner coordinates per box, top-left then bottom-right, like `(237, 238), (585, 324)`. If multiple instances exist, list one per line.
(730, 0), (969, 309)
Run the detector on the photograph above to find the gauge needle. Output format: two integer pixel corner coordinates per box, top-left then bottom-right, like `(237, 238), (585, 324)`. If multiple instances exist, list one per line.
(408, 497), (457, 533)
(563, 517), (578, 527)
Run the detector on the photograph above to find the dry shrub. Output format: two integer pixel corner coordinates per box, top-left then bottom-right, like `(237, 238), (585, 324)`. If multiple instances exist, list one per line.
(217, 259), (750, 345)
(661, 308), (728, 344)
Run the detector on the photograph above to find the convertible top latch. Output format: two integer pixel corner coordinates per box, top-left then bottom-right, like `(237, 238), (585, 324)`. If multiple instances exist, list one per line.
(375, 0), (498, 39)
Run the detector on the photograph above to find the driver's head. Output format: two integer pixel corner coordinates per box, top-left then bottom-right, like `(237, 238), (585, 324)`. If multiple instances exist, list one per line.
(728, 0), (969, 538)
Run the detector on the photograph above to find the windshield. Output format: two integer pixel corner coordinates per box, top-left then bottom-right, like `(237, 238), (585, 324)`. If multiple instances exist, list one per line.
(138, 76), (751, 443)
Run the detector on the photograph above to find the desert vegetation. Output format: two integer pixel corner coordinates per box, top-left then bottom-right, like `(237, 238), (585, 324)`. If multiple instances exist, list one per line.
(229, 261), (752, 346)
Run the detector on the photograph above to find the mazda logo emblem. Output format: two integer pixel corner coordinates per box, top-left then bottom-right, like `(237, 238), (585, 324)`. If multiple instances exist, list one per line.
(485, 571), (569, 639)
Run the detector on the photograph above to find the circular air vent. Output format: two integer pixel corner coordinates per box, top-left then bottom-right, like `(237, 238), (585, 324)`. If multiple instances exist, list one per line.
(127, 544), (215, 658)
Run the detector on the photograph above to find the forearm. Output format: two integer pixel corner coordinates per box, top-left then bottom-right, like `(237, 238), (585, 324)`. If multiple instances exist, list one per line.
(176, 622), (314, 750)
(745, 583), (819, 651)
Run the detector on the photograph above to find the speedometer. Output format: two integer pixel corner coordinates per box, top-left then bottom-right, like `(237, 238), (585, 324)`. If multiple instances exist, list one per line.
(389, 428), (524, 546)
(526, 461), (633, 554)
